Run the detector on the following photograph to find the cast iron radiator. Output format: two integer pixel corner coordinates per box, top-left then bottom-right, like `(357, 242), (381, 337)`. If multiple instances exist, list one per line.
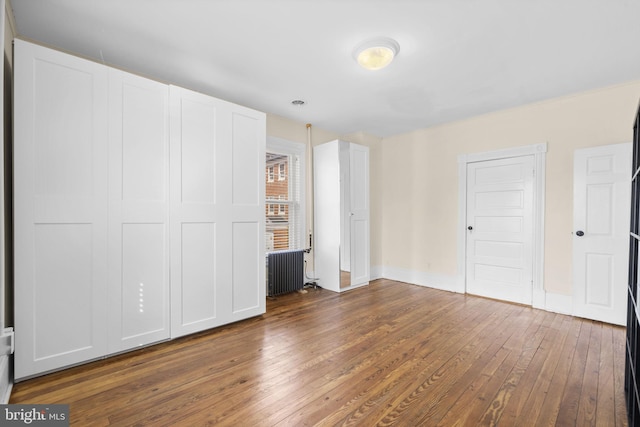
(267, 249), (304, 296)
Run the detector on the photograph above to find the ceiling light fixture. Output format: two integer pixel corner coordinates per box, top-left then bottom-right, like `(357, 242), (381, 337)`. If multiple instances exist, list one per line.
(353, 37), (400, 71)
(291, 99), (305, 106)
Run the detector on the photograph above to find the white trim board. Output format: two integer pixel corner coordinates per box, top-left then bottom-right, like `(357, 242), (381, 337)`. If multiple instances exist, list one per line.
(457, 143), (547, 309)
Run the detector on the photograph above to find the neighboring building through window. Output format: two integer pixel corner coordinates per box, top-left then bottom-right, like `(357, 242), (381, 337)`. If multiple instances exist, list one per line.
(265, 137), (305, 252)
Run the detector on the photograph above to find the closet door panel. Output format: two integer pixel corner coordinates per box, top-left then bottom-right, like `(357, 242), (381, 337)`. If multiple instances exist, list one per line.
(231, 112), (261, 206)
(120, 224), (167, 339)
(231, 222), (261, 314)
(34, 224), (93, 359)
(313, 141), (342, 292)
(229, 109), (265, 318)
(349, 143), (370, 287)
(181, 98), (216, 204)
(108, 69), (170, 352)
(121, 84), (166, 202)
(33, 61), (93, 200)
(14, 40), (109, 380)
(170, 86), (223, 337)
(180, 222), (217, 325)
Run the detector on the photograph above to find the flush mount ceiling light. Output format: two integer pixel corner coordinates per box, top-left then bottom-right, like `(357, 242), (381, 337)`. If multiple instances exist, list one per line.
(353, 37), (400, 71)
(291, 99), (305, 106)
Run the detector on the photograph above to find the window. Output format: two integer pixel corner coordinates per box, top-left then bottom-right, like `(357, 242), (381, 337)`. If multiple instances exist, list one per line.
(266, 137), (305, 252)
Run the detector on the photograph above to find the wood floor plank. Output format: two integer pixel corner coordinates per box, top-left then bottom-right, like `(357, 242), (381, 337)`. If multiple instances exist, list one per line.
(499, 314), (572, 425)
(478, 309), (553, 426)
(437, 308), (546, 427)
(349, 302), (525, 426)
(531, 316), (584, 425)
(597, 324), (617, 426)
(416, 305), (531, 425)
(613, 322), (629, 427)
(9, 279), (629, 426)
(576, 321), (602, 426)
(389, 305), (538, 426)
(495, 312), (563, 424)
(267, 293), (490, 426)
(556, 320), (594, 425)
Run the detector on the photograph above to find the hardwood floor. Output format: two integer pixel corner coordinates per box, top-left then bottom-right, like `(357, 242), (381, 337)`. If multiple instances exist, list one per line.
(10, 279), (628, 426)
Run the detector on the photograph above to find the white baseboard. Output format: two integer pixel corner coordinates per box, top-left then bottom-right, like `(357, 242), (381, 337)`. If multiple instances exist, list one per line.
(370, 265), (383, 281)
(375, 266), (574, 317)
(0, 354), (11, 403)
(380, 266), (464, 294)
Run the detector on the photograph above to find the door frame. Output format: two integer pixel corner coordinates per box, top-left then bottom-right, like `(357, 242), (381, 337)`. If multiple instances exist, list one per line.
(457, 143), (547, 308)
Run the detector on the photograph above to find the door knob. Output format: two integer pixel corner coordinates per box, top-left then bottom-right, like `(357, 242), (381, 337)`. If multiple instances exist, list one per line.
(576, 230), (584, 236)
(467, 226), (473, 231)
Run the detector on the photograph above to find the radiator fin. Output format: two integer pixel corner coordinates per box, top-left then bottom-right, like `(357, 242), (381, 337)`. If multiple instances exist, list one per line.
(267, 250), (304, 296)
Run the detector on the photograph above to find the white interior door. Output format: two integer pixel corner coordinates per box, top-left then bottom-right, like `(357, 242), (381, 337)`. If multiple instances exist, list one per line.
(466, 155), (534, 305)
(573, 143), (630, 326)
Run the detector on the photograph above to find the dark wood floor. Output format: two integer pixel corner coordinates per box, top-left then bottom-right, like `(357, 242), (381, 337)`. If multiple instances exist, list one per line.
(11, 279), (628, 426)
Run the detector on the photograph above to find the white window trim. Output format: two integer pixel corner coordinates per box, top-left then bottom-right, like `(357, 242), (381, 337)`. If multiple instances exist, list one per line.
(268, 165), (274, 182)
(278, 163), (285, 181)
(266, 136), (306, 251)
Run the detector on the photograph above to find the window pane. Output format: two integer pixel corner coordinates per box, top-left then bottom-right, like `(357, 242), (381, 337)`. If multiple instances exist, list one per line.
(267, 153), (291, 250)
(266, 142), (303, 253)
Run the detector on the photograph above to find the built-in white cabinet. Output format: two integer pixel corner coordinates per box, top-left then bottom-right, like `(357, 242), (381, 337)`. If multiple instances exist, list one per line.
(314, 140), (369, 292)
(13, 40), (265, 380)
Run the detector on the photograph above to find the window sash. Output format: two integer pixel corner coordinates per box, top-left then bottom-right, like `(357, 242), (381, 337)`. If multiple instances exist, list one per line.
(266, 137), (305, 253)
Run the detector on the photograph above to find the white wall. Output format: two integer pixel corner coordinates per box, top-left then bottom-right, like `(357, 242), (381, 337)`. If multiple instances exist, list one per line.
(378, 80), (640, 296)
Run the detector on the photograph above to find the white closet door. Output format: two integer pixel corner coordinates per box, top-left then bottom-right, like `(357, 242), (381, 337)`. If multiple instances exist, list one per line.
(226, 105), (266, 321)
(107, 69), (170, 352)
(349, 143), (370, 287)
(314, 141), (341, 292)
(169, 86), (221, 337)
(170, 86), (266, 337)
(14, 40), (109, 380)
(170, 86), (265, 338)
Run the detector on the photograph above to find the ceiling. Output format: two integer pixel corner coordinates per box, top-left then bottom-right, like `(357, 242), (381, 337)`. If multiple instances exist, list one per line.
(9, 0), (640, 138)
